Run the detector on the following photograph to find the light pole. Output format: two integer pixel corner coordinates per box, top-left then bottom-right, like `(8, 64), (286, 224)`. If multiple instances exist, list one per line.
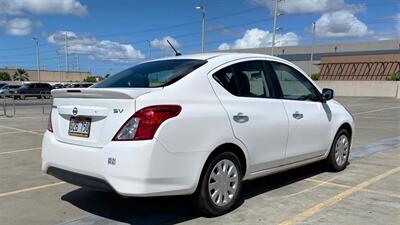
(56, 50), (62, 83)
(146, 40), (152, 59)
(196, 5), (205, 53)
(271, 0), (283, 56)
(64, 31), (69, 72)
(32, 37), (41, 82)
(310, 22), (316, 74)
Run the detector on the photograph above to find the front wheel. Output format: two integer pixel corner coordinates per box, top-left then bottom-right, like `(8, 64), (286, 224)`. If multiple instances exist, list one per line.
(195, 152), (243, 217)
(325, 129), (351, 171)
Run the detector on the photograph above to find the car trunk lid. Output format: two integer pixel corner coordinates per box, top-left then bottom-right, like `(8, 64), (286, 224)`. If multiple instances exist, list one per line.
(51, 88), (160, 148)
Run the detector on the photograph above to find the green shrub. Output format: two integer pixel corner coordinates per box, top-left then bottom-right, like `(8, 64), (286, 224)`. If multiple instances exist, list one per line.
(0, 71), (11, 81)
(310, 72), (320, 81)
(83, 76), (97, 83)
(387, 72), (400, 81)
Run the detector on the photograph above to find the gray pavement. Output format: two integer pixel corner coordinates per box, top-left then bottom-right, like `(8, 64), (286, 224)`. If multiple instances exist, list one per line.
(0, 97), (399, 225)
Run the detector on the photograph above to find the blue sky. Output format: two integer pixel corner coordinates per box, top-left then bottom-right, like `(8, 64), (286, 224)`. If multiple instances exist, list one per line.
(0, 0), (399, 76)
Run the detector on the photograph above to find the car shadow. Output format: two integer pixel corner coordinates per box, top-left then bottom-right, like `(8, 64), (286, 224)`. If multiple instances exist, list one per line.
(61, 161), (328, 225)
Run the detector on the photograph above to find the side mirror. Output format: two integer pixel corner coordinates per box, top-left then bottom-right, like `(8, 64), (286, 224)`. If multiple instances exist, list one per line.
(321, 88), (334, 102)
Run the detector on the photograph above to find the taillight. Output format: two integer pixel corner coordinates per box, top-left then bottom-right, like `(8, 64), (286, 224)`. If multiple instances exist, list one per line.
(113, 105), (181, 141)
(47, 110), (53, 132)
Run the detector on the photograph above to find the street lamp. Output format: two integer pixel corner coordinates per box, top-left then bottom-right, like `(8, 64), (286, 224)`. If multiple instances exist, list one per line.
(310, 22), (316, 74)
(32, 37), (41, 82)
(196, 5), (205, 53)
(146, 40), (152, 59)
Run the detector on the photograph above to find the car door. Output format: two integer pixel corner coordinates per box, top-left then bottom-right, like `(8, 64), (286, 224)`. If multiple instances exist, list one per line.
(269, 61), (332, 164)
(210, 60), (289, 172)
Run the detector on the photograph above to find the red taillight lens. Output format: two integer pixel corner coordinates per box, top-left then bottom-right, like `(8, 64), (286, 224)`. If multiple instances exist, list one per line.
(47, 110), (53, 132)
(113, 105), (181, 141)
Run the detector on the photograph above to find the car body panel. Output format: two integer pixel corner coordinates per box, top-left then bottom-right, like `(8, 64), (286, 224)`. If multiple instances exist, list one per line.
(42, 53), (354, 196)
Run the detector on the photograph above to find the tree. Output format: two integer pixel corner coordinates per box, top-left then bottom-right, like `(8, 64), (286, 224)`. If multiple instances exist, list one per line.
(83, 76), (97, 83)
(0, 71), (11, 81)
(13, 68), (29, 81)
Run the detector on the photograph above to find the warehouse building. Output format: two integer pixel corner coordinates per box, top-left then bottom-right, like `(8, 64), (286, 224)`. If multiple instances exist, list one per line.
(218, 40), (400, 79)
(0, 68), (90, 83)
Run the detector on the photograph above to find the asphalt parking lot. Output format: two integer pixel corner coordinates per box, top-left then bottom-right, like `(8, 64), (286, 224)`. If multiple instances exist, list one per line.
(0, 97), (399, 225)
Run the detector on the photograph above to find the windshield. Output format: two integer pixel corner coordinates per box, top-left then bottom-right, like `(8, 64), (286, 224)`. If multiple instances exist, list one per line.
(93, 59), (207, 88)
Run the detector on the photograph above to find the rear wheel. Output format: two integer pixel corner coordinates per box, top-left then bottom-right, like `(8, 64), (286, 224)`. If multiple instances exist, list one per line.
(20, 94), (25, 100)
(196, 152), (243, 217)
(325, 129), (351, 171)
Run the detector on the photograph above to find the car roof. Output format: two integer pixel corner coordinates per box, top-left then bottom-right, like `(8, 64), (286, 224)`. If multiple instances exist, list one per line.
(148, 52), (290, 64)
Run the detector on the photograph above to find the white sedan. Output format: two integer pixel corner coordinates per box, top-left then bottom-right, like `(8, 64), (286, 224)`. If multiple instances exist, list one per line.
(42, 53), (354, 216)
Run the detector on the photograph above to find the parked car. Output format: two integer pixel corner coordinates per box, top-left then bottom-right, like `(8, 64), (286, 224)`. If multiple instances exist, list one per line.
(15, 83), (52, 99)
(65, 83), (93, 88)
(0, 84), (21, 95)
(52, 83), (66, 89)
(42, 53), (354, 216)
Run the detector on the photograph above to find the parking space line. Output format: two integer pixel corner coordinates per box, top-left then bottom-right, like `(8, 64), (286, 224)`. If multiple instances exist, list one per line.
(305, 178), (400, 199)
(0, 116), (48, 120)
(0, 182), (66, 198)
(0, 130), (44, 136)
(0, 147), (40, 155)
(353, 106), (400, 116)
(278, 166), (400, 225)
(0, 125), (43, 135)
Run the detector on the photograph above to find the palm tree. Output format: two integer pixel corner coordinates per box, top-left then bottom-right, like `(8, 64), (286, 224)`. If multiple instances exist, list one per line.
(13, 68), (29, 81)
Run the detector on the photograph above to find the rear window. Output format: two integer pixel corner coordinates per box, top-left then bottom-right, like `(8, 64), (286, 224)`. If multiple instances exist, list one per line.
(93, 59), (207, 88)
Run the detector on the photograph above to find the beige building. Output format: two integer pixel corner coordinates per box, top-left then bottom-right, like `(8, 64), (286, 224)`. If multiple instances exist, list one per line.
(0, 68), (90, 83)
(218, 40), (400, 75)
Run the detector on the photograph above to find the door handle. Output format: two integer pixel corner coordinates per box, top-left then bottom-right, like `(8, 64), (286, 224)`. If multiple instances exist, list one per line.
(233, 112), (249, 123)
(292, 111), (303, 120)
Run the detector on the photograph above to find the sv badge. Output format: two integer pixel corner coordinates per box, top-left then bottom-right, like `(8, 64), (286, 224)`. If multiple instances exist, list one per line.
(113, 109), (124, 114)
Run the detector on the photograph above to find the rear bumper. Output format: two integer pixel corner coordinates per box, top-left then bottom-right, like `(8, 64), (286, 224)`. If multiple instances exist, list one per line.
(41, 131), (208, 196)
(47, 167), (114, 192)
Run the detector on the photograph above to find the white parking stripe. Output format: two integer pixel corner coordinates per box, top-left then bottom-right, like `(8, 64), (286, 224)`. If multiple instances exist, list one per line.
(0, 130), (44, 136)
(0, 125), (43, 135)
(0, 147), (40, 155)
(353, 106), (400, 115)
(0, 182), (66, 198)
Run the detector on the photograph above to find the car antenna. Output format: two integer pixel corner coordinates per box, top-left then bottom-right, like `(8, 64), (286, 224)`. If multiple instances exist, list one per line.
(167, 39), (181, 56)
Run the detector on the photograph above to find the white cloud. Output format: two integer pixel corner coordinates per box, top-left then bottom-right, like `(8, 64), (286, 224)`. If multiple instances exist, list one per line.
(314, 10), (372, 38)
(253, 0), (363, 14)
(0, 17), (32, 35)
(218, 28), (299, 50)
(0, 0), (87, 16)
(150, 36), (180, 52)
(47, 31), (145, 63)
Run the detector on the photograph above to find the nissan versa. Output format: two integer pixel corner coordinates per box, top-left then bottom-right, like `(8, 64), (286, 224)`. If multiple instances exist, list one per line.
(42, 53), (354, 216)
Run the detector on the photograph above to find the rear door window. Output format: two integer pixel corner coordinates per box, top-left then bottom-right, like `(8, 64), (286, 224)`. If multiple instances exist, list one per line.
(213, 61), (271, 98)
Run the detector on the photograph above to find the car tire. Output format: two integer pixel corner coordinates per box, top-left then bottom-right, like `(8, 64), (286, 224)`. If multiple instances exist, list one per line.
(325, 129), (351, 171)
(195, 152), (243, 217)
(20, 94), (25, 100)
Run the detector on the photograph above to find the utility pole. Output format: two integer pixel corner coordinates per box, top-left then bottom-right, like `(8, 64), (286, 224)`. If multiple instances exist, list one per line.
(76, 54), (80, 72)
(196, 5), (205, 53)
(32, 37), (41, 82)
(271, 0), (282, 56)
(56, 50), (61, 83)
(64, 31), (69, 73)
(146, 40), (152, 59)
(310, 22), (316, 74)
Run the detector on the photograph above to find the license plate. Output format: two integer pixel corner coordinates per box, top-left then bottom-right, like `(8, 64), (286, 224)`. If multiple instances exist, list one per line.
(68, 117), (91, 138)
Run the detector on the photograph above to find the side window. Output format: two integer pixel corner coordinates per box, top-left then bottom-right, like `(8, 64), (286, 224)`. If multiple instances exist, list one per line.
(270, 62), (320, 101)
(213, 61), (271, 98)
